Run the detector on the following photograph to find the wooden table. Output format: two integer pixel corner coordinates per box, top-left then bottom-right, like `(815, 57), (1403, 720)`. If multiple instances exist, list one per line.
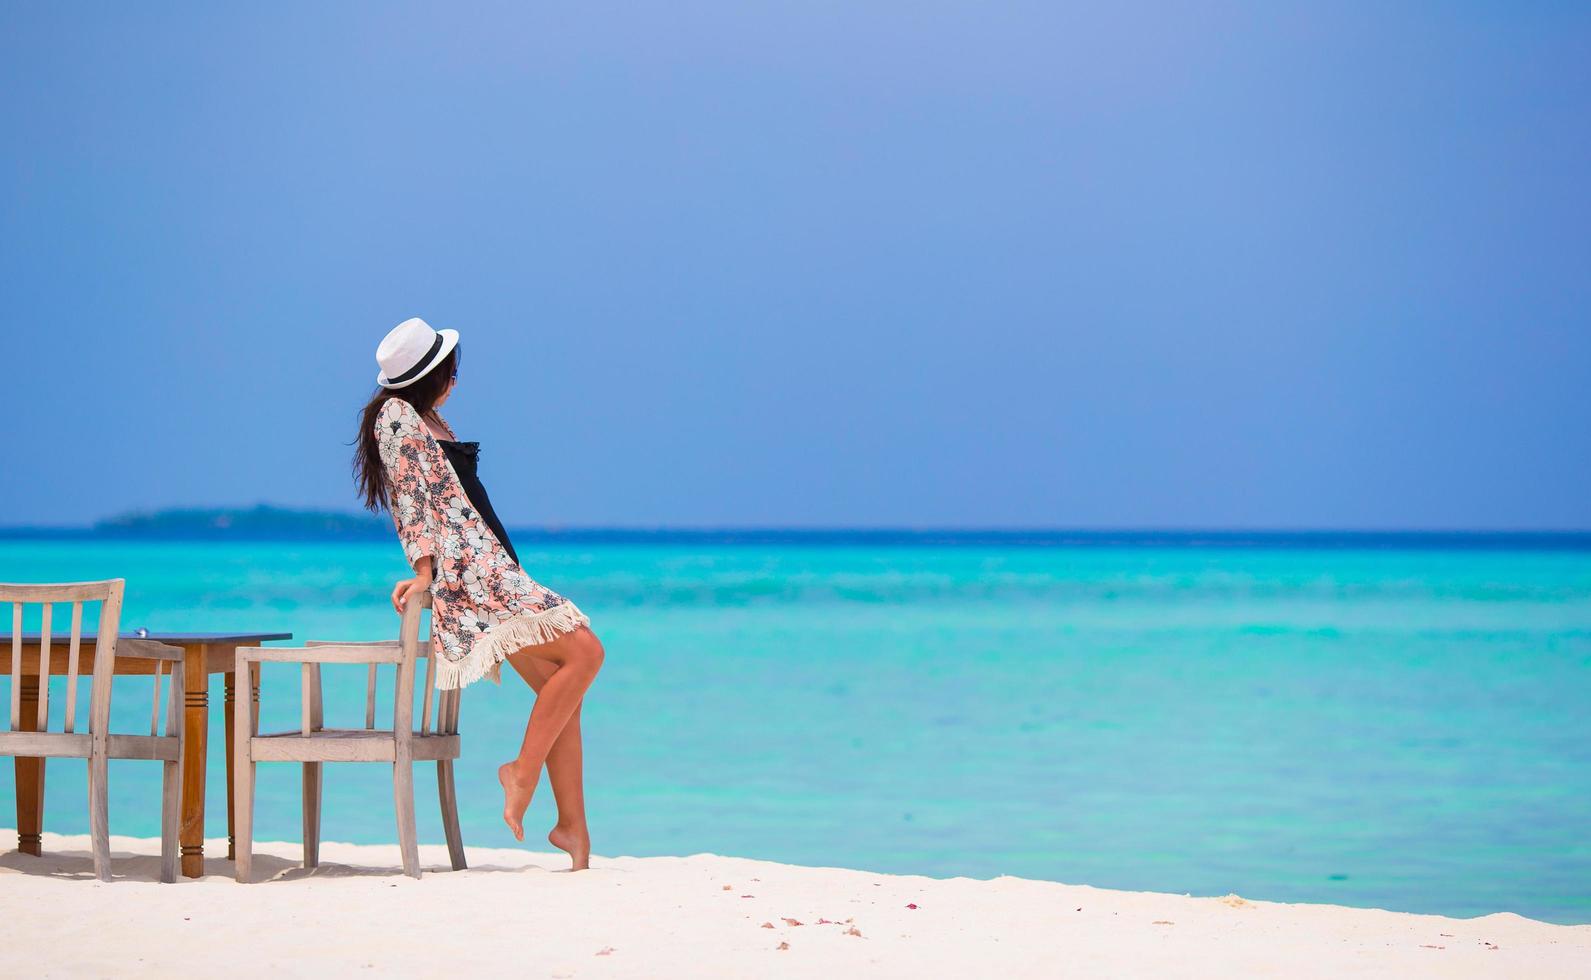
(13, 630), (291, 878)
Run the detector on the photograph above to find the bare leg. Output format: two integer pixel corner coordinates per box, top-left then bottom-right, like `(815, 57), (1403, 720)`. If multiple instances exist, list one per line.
(505, 653), (591, 870)
(497, 624), (604, 848)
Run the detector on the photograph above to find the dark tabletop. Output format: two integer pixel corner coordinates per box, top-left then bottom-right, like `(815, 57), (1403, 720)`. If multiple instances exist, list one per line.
(19, 631), (293, 643)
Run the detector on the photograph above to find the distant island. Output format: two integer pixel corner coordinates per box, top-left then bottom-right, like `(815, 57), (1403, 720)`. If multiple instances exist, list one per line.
(1, 507), (1589, 549)
(96, 505), (391, 539)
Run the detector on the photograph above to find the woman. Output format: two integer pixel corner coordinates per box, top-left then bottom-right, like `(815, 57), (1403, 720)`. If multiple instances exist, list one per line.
(352, 316), (605, 870)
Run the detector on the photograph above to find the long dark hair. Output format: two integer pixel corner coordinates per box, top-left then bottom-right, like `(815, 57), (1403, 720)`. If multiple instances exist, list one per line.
(353, 346), (459, 513)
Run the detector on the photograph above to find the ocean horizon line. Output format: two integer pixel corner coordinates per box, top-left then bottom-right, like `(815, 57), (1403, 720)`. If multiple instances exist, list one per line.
(1, 505), (1589, 550)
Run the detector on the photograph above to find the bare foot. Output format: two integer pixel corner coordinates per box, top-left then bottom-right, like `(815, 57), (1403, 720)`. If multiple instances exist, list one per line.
(498, 762), (537, 842)
(548, 823), (591, 870)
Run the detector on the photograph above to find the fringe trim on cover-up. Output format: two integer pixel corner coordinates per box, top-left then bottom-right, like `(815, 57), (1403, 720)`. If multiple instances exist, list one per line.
(434, 601), (591, 691)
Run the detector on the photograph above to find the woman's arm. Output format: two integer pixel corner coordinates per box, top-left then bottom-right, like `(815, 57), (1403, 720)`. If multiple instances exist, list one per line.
(390, 556), (434, 614)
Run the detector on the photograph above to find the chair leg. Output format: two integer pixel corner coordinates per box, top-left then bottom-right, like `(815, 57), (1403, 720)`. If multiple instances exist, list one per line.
(233, 658), (254, 883)
(302, 762), (322, 869)
(303, 661), (324, 870)
(87, 752), (111, 882)
(393, 761), (420, 879)
(234, 759), (254, 883)
(437, 760), (467, 871)
(160, 759), (181, 883)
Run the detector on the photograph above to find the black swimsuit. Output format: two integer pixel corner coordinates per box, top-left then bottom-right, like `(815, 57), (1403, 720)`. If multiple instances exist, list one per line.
(436, 439), (520, 567)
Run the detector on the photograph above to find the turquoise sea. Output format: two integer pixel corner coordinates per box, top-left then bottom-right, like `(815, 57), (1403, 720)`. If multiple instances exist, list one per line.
(2, 537), (1588, 924)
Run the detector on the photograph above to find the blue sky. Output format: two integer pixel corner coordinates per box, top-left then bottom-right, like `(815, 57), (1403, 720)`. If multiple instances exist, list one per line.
(5, 3), (1588, 528)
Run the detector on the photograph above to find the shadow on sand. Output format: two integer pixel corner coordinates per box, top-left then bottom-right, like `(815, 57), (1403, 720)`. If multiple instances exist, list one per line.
(0, 844), (559, 883)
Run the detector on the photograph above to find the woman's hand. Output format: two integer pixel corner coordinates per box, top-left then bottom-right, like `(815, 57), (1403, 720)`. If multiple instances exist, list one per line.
(391, 559), (434, 615)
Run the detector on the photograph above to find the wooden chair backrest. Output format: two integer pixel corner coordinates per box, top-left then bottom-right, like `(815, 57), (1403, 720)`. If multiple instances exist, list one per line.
(1, 579), (125, 737)
(303, 591), (461, 737)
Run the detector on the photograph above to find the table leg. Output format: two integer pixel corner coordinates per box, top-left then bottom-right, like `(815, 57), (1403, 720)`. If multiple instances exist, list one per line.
(224, 669), (236, 860)
(180, 645), (209, 877)
(15, 677), (44, 855)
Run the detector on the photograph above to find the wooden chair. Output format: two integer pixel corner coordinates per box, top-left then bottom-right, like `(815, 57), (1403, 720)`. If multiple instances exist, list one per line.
(232, 592), (465, 882)
(1, 579), (185, 882)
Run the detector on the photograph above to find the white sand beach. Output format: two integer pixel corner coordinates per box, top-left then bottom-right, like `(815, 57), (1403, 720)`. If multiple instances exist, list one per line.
(1, 830), (1586, 978)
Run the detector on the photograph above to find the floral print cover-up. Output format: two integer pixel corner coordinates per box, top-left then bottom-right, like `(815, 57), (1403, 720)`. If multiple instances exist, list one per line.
(375, 397), (590, 689)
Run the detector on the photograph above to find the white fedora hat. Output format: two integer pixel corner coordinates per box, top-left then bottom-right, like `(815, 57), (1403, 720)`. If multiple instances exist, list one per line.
(376, 317), (459, 389)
